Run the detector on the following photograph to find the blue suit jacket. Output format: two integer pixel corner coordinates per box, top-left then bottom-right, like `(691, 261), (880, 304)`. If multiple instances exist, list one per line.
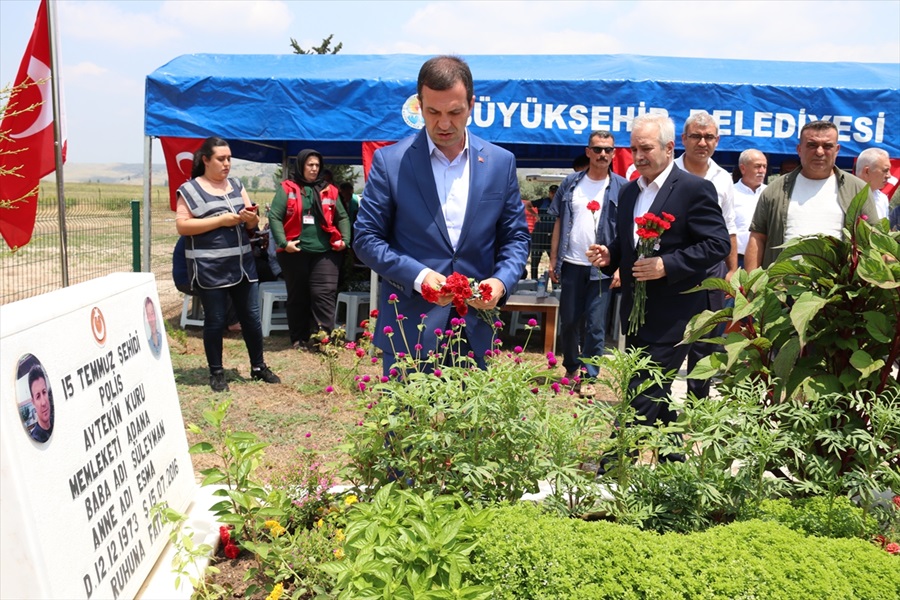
(354, 129), (530, 362)
(606, 164), (730, 345)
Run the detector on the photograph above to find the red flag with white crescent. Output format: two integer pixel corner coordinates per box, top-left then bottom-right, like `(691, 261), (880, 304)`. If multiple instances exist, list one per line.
(160, 136), (203, 210)
(0, 0), (66, 250)
(611, 148), (640, 181)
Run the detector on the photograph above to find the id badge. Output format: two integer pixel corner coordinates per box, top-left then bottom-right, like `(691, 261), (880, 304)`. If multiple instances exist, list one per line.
(302, 214), (315, 225)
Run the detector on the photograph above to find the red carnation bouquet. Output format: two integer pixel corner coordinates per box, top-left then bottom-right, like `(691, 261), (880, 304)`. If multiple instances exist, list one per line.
(421, 272), (493, 317)
(628, 211), (675, 335)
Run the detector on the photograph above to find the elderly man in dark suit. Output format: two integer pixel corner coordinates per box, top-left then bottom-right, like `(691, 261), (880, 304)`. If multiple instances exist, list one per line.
(354, 56), (530, 373)
(588, 112), (730, 432)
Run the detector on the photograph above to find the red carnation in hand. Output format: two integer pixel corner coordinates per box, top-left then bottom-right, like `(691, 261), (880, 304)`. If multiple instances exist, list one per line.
(421, 284), (440, 303)
(478, 282), (493, 302)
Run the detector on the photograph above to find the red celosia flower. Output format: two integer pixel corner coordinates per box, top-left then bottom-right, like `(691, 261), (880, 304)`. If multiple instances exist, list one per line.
(224, 543), (239, 559)
(219, 526), (231, 545)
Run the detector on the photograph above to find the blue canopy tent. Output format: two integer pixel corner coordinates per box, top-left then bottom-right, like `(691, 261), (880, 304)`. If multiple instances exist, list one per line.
(144, 53), (900, 170)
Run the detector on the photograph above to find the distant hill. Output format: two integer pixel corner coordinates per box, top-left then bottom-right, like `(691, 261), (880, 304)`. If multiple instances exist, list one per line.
(47, 159), (279, 189)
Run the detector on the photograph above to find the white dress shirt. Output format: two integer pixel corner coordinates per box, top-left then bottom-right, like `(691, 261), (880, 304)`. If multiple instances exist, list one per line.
(733, 179), (766, 255)
(675, 155), (737, 235)
(414, 131), (471, 291)
(634, 161), (675, 246)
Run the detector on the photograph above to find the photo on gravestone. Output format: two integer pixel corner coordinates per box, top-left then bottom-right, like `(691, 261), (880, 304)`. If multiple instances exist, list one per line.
(15, 354), (55, 444)
(143, 297), (163, 358)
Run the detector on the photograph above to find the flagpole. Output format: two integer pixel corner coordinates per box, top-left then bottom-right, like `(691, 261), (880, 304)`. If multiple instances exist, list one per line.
(46, 0), (68, 286)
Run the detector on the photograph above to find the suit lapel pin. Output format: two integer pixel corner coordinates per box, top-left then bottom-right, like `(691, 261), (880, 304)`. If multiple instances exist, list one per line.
(477, 156), (484, 163)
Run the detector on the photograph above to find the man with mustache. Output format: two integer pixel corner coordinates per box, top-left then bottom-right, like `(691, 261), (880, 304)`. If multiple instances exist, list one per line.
(587, 113), (730, 438)
(746, 121), (876, 271)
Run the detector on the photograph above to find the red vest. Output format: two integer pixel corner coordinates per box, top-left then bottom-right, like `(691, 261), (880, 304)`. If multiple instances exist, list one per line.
(278, 180), (343, 252)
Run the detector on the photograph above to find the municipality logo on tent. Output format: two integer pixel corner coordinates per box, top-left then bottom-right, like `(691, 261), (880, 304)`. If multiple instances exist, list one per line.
(401, 95), (424, 130)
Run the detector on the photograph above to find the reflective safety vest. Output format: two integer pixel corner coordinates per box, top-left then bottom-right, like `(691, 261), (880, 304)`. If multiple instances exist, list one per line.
(179, 178), (258, 289)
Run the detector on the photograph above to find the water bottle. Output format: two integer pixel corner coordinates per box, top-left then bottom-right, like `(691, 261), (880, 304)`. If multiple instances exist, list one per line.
(537, 270), (548, 298)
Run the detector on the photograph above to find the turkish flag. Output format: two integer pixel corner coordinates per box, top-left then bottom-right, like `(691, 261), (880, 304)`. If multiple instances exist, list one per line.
(362, 141), (395, 180)
(611, 148), (640, 181)
(0, 0), (65, 250)
(160, 136), (203, 210)
(882, 158), (900, 199)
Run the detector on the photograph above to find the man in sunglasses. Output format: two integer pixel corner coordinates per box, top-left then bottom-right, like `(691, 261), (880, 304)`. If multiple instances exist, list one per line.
(548, 130), (627, 393)
(674, 111), (738, 401)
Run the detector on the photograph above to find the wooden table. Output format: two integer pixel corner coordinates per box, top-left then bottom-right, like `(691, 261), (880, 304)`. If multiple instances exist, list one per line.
(501, 294), (559, 355)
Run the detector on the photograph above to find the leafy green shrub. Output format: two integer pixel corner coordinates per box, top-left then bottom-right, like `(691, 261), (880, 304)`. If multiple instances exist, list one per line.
(469, 503), (900, 599)
(321, 484), (494, 599)
(743, 496), (879, 539)
(340, 342), (566, 502)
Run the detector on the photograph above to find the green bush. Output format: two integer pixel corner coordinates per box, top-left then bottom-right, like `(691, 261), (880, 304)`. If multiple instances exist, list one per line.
(469, 503), (900, 600)
(743, 496), (879, 539)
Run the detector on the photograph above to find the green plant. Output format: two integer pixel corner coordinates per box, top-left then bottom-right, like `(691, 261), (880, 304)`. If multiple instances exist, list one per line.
(340, 342), (563, 503)
(188, 399), (283, 541)
(469, 503), (900, 599)
(744, 496), (879, 539)
(684, 187), (899, 400)
(152, 505), (228, 600)
(321, 484), (494, 599)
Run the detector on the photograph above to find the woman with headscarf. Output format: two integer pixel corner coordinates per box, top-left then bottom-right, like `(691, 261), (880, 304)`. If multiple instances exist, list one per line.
(175, 136), (281, 392)
(269, 149), (350, 349)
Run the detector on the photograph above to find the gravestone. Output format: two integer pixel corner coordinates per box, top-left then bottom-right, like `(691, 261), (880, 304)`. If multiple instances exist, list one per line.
(1, 273), (196, 599)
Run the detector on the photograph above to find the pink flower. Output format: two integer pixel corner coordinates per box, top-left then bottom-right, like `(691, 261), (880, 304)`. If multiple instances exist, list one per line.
(572, 412), (578, 419)
(380, 376), (389, 383)
(561, 377), (570, 386)
(388, 293), (398, 303)
(494, 320), (504, 329)
(362, 375), (371, 383)
(383, 326), (394, 335)
(371, 357), (378, 364)
(514, 345), (523, 354)
(548, 358), (558, 367)
(346, 342), (357, 349)
(886, 542), (899, 555)
(550, 382), (560, 393)
(305, 432), (311, 438)
(325, 385), (334, 393)
(321, 337), (330, 344)
(527, 318), (538, 327)
(397, 313), (406, 320)
(358, 382), (367, 392)
(434, 369), (442, 377)
(356, 348), (366, 358)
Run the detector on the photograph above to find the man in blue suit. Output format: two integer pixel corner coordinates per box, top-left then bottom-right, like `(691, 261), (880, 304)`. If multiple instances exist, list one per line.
(354, 56), (530, 373)
(588, 112), (730, 431)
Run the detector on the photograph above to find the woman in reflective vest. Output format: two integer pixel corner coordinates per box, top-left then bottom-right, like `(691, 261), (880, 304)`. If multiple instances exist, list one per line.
(175, 136), (280, 392)
(269, 149), (350, 349)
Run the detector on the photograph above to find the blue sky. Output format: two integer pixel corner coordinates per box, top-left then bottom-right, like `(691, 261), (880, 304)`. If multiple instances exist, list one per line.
(2, 0), (898, 164)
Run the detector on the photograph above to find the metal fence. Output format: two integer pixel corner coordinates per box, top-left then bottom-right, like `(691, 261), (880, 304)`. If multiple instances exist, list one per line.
(0, 186), (182, 316)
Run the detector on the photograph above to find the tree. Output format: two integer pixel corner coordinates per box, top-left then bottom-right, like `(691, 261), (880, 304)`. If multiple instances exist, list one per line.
(282, 34), (356, 189)
(289, 33), (342, 55)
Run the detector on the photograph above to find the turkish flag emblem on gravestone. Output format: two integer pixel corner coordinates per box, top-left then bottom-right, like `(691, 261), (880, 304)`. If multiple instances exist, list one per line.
(0, 0), (66, 250)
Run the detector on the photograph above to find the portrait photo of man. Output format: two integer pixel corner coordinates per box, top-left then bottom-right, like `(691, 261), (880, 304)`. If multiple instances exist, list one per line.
(15, 355), (54, 444)
(144, 296), (163, 357)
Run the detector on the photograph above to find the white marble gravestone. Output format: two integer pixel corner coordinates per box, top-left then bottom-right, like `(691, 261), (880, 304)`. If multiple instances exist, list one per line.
(1, 273), (196, 600)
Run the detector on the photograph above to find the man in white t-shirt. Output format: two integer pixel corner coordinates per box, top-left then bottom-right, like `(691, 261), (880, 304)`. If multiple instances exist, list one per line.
(746, 121), (876, 271)
(855, 147), (892, 220)
(733, 149), (768, 266)
(675, 111), (738, 400)
(548, 130), (627, 386)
